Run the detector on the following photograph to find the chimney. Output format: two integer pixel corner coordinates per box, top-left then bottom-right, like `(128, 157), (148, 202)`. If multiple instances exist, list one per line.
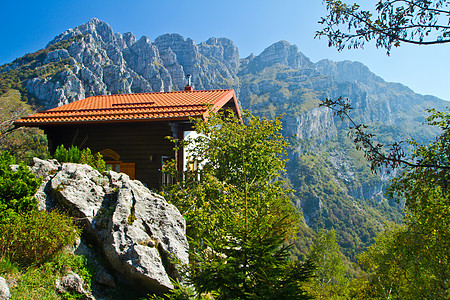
(184, 74), (193, 91)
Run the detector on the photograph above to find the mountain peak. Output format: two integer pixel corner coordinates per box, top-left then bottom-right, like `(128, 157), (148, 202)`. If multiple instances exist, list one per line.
(315, 59), (384, 84)
(242, 40), (313, 73)
(47, 18), (114, 47)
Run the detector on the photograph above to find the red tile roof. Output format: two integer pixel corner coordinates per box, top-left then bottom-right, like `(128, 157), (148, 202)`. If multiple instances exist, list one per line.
(14, 89), (239, 126)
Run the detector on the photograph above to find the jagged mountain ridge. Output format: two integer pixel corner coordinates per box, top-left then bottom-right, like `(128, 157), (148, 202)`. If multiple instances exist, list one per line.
(3, 18), (448, 258)
(14, 18), (239, 108)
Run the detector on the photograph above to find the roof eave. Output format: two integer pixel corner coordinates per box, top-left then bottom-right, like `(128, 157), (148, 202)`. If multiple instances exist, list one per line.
(202, 90), (242, 122)
(13, 114), (204, 127)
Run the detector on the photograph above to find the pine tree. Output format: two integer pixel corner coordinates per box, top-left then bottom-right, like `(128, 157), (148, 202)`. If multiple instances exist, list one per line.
(164, 111), (314, 299)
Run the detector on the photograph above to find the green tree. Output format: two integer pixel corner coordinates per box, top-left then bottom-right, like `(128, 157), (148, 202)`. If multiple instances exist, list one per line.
(320, 99), (450, 298)
(307, 229), (348, 300)
(384, 111), (450, 298)
(317, 1), (450, 297)
(164, 111), (314, 299)
(357, 224), (409, 299)
(317, 0), (450, 54)
(358, 220), (449, 299)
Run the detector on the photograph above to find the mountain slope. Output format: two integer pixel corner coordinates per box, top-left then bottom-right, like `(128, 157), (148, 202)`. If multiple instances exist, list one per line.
(237, 44), (447, 257)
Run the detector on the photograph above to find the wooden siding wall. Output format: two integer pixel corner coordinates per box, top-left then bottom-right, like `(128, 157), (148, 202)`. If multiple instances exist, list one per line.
(44, 122), (178, 190)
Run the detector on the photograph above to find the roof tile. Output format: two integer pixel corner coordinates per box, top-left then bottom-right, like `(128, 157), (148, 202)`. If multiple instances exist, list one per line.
(14, 89), (238, 126)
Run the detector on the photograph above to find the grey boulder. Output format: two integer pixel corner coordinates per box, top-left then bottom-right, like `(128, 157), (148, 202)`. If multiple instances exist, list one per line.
(56, 272), (94, 299)
(32, 158), (189, 294)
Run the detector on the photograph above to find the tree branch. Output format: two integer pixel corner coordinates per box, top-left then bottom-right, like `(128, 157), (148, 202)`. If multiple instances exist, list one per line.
(317, 0), (450, 52)
(319, 97), (450, 171)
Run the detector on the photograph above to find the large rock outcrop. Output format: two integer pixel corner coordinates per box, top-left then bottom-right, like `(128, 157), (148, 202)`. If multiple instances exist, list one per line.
(32, 158), (188, 294)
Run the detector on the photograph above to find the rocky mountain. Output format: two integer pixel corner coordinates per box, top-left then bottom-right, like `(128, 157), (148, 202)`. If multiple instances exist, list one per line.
(237, 40), (447, 256)
(8, 18), (238, 108)
(2, 18), (448, 258)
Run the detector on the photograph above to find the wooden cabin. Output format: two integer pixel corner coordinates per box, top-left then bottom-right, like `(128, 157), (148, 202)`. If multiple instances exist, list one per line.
(14, 87), (241, 190)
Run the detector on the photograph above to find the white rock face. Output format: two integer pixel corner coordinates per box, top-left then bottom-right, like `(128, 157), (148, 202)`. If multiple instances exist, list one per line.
(43, 49), (71, 64)
(294, 106), (337, 141)
(32, 158), (189, 294)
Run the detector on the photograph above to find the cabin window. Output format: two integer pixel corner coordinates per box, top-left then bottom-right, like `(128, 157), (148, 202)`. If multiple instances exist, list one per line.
(100, 149), (135, 180)
(105, 161), (135, 179)
(106, 161), (121, 173)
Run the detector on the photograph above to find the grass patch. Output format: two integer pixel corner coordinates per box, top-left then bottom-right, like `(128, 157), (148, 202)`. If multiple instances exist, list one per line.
(0, 253), (94, 300)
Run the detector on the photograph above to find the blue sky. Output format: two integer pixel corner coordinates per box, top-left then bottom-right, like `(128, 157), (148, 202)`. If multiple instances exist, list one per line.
(1, 0), (448, 101)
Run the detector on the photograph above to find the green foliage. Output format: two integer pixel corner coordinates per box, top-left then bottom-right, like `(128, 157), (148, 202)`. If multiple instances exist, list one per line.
(357, 224), (407, 298)
(328, 107), (450, 298)
(0, 253), (93, 300)
(53, 145), (106, 172)
(0, 256), (19, 274)
(0, 151), (80, 268)
(53, 144), (82, 163)
(0, 151), (42, 222)
(187, 110), (290, 185)
(164, 110), (314, 299)
(360, 108), (450, 299)
(306, 229), (349, 299)
(0, 209), (80, 266)
(49, 253), (94, 289)
(357, 221), (449, 299)
(147, 279), (204, 300)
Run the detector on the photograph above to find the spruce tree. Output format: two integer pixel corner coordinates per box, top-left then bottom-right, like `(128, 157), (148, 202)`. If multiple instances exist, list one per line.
(164, 111), (313, 299)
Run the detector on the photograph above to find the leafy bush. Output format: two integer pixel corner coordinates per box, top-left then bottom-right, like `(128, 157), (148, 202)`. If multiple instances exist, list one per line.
(53, 144), (81, 163)
(0, 151), (75, 267)
(0, 151), (41, 222)
(0, 151), (87, 296)
(53, 145), (106, 172)
(0, 209), (80, 266)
